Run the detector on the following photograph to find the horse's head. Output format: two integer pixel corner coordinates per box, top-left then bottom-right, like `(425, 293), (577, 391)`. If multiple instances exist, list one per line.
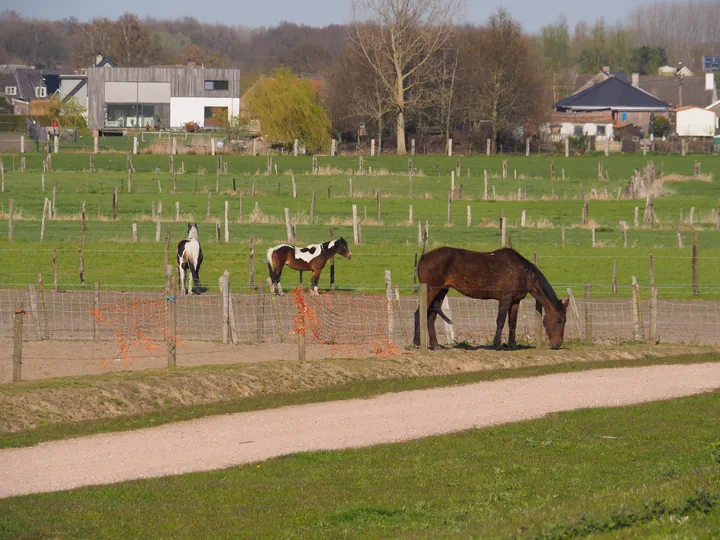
(542, 299), (569, 349)
(335, 238), (352, 260)
(187, 223), (199, 240)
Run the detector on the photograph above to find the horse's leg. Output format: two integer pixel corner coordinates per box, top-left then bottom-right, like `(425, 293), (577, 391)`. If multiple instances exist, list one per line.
(178, 265), (186, 295)
(493, 301), (510, 350)
(310, 268), (321, 295)
(428, 288), (449, 349)
(507, 300), (520, 350)
(189, 263), (200, 295)
(274, 266), (284, 296)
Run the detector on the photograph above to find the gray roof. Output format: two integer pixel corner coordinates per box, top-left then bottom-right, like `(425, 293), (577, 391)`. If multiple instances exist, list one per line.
(639, 76), (716, 108)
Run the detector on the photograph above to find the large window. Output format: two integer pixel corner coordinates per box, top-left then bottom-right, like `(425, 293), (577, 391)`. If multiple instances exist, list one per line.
(204, 106), (228, 127)
(105, 104), (156, 128)
(204, 80), (229, 91)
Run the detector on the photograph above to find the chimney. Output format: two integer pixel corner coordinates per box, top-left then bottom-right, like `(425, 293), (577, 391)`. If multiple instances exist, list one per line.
(602, 66), (610, 74)
(706, 73), (715, 91)
(631, 73), (640, 87)
(96, 54), (103, 66)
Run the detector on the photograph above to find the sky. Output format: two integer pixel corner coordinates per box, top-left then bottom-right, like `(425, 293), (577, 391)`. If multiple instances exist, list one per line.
(3, 0), (635, 32)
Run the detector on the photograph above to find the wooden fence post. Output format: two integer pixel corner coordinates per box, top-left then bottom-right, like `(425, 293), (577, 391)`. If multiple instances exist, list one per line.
(37, 274), (48, 340)
(8, 199), (13, 241)
(500, 217), (507, 247)
(131, 223), (138, 242)
(311, 190), (316, 224)
(113, 187), (118, 221)
(165, 264), (177, 367)
(467, 205), (471, 228)
(584, 283), (592, 343)
(483, 170), (488, 201)
(13, 302), (23, 382)
(297, 287), (307, 361)
(52, 247), (57, 290)
(385, 270), (393, 341)
(419, 283), (428, 350)
(447, 193), (452, 225)
(238, 193), (243, 223)
(206, 192), (212, 221)
(268, 278), (285, 342)
(220, 270), (230, 344)
(224, 201), (229, 243)
(77, 238), (85, 285)
(40, 198), (48, 242)
(352, 204), (359, 245)
(249, 236), (256, 290)
(631, 276), (644, 340)
(256, 283), (266, 342)
(692, 232), (698, 295)
(28, 284), (41, 339)
(376, 189), (381, 224)
(93, 281), (100, 341)
(649, 283), (658, 345)
(612, 260), (617, 294)
(285, 208), (293, 242)
(164, 226), (171, 271)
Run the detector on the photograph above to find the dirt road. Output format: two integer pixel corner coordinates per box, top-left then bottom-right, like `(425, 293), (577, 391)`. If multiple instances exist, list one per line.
(1, 362), (719, 499)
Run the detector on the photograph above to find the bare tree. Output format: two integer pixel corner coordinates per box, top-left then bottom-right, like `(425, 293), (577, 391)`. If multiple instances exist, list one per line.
(425, 47), (460, 141)
(466, 10), (549, 153)
(350, 0), (463, 155)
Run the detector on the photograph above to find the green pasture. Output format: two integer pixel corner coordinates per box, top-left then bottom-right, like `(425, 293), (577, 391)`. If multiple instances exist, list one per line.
(2, 389), (718, 538)
(0, 153), (718, 297)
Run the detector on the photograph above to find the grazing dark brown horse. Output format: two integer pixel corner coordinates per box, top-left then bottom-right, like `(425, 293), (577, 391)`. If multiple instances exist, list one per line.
(413, 247), (569, 350)
(266, 238), (352, 295)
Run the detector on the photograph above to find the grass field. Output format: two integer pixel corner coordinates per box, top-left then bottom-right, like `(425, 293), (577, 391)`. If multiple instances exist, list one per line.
(2, 387), (718, 538)
(0, 153), (718, 297)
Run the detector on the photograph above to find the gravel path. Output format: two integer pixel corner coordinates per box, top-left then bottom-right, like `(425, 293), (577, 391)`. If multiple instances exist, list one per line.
(1, 362), (719, 499)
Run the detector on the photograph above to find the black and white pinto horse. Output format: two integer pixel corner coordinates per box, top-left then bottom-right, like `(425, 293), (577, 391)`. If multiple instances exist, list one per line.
(266, 238), (352, 295)
(177, 223), (204, 295)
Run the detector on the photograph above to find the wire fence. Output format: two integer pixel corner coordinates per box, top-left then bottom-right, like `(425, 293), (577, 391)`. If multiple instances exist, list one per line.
(3, 282), (720, 383)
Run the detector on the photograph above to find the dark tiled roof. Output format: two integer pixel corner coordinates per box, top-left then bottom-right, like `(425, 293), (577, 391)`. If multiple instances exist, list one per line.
(554, 76), (670, 111)
(638, 76), (716, 108)
(13, 69), (47, 100)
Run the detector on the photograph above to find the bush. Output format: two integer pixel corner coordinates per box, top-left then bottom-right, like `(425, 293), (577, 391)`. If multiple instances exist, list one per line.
(0, 115), (52, 132)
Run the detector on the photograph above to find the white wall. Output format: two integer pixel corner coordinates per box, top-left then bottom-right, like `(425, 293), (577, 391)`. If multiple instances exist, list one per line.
(170, 97), (240, 129)
(676, 108), (716, 137)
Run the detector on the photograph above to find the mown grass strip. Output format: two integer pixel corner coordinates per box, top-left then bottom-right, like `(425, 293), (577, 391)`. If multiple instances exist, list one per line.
(1, 390), (719, 538)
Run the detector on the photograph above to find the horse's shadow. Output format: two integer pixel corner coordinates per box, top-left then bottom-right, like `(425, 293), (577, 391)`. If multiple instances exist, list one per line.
(449, 342), (535, 352)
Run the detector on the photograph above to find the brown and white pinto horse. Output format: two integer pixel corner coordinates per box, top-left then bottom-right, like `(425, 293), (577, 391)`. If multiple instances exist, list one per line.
(413, 247), (569, 350)
(266, 238), (352, 295)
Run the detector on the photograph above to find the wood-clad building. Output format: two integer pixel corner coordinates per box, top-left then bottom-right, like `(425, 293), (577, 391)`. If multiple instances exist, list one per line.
(87, 66), (241, 132)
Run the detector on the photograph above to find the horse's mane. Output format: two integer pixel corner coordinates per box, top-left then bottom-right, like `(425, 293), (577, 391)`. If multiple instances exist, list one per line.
(517, 252), (559, 306)
(187, 226), (199, 241)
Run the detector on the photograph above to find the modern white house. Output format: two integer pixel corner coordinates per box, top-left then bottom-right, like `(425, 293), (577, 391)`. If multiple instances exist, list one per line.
(86, 65), (241, 133)
(675, 106), (717, 137)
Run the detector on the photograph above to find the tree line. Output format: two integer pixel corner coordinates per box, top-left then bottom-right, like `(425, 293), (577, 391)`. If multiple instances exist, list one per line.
(1, 0), (718, 154)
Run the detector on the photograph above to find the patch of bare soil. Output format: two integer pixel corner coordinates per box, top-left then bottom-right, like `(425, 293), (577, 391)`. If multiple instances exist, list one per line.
(0, 343), (715, 434)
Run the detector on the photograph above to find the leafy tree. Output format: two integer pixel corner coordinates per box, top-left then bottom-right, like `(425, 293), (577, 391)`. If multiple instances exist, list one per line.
(46, 97), (87, 130)
(248, 69), (331, 153)
(627, 46), (668, 75)
(652, 115), (671, 137)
